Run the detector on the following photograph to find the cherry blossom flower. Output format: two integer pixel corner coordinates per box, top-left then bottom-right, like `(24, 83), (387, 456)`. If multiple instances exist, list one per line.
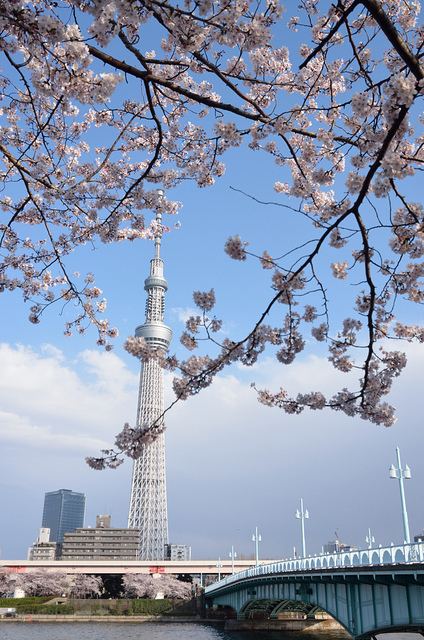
(224, 236), (248, 261)
(331, 262), (349, 279)
(193, 289), (216, 312)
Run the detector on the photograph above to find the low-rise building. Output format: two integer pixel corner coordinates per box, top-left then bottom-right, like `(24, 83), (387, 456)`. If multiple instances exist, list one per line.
(60, 515), (139, 561)
(323, 540), (357, 554)
(164, 543), (192, 561)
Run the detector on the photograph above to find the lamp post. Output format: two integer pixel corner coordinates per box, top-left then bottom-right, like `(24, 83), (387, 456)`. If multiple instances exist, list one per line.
(366, 528), (375, 549)
(295, 498), (309, 558)
(216, 557), (223, 582)
(389, 447), (411, 544)
(252, 527), (262, 567)
(229, 546), (237, 574)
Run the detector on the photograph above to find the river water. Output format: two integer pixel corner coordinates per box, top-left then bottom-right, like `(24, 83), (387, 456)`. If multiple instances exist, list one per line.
(0, 623), (419, 640)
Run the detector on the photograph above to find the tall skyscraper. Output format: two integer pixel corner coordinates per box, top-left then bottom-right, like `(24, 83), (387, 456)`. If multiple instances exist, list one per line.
(42, 489), (85, 543)
(128, 212), (172, 560)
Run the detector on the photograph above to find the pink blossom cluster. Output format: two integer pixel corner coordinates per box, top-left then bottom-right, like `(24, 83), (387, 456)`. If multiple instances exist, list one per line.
(331, 262), (349, 279)
(124, 336), (167, 364)
(224, 236), (248, 261)
(114, 422), (165, 458)
(254, 347), (403, 427)
(122, 574), (191, 599)
(86, 421), (166, 469)
(0, 570), (103, 598)
(192, 288), (216, 311)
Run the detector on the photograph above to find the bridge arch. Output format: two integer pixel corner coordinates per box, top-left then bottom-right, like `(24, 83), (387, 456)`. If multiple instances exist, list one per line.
(236, 597), (343, 625)
(351, 553), (359, 566)
(270, 598), (323, 619)
(382, 550), (392, 564)
(343, 554), (351, 567)
(395, 548), (405, 563)
(239, 598), (282, 620)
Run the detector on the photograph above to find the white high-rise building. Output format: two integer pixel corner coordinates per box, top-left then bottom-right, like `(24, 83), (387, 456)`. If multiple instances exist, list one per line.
(28, 527), (57, 560)
(38, 527), (51, 544)
(128, 212), (172, 560)
(164, 543), (192, 561)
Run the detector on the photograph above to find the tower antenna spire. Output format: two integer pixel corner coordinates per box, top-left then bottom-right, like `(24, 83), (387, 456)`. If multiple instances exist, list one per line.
(154, 210), (162, 259)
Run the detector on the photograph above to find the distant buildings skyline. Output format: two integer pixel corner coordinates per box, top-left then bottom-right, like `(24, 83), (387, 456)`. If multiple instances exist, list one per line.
(27, 488), (194, 562)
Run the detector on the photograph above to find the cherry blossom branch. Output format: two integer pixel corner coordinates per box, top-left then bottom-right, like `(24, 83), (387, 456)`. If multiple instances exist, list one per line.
(300, 0), (423, 81)
(361, 0), (423, 80)
(0, 0), (422, 465)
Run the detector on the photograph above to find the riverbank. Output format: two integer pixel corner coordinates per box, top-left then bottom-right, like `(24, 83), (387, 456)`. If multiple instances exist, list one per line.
(0, 615), (349, 635)
(0, 616), (220, 624)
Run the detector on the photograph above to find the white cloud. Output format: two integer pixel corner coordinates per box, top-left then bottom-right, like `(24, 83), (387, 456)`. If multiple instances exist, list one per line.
(0, 410), (106, 453)
(40, 343), (65, 361)
(170, 306), (197, 323)
(0, 343), (138, 452)
(2, 337), (421, 472)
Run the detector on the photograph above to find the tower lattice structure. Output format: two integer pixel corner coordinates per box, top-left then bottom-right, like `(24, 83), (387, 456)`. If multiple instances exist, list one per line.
(128, 212), (172, 560)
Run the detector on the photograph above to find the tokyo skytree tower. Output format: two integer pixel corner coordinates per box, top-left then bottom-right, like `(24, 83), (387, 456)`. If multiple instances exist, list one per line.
(128, 212), (172, 560)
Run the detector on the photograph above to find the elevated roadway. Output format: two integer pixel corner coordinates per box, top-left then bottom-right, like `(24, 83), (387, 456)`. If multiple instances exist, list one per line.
(0, 558), (267, 576)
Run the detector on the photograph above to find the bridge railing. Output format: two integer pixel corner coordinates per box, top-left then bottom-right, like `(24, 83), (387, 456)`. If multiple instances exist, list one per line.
(205, 542), (424, 594)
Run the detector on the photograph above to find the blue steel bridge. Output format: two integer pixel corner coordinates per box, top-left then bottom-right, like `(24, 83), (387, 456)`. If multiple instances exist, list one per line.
(205, 542), (424, 638)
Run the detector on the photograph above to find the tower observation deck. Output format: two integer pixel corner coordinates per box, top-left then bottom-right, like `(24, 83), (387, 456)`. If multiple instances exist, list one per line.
(128, 212), (172, 560)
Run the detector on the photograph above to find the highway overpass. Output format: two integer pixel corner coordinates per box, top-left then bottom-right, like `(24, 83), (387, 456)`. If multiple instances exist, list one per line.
(0, 559), (267, 577)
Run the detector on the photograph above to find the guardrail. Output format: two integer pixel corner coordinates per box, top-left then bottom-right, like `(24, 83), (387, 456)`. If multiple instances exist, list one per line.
(205, 542), (424, 594)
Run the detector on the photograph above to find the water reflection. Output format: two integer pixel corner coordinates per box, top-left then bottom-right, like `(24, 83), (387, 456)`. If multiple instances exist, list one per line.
(0, 623), (421, 640)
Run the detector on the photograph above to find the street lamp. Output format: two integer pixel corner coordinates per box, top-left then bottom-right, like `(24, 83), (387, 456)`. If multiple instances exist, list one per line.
(366, 528), (375, 549)
(229, 546), (237, 574)
(295, 498), (309, 558)
(216, 557), (223, 582)
(389, 446), (412, 544)
(252, 527), (262, 567)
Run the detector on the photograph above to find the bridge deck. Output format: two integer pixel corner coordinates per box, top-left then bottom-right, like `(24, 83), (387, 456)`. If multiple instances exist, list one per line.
(205, 544), (424, 639)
